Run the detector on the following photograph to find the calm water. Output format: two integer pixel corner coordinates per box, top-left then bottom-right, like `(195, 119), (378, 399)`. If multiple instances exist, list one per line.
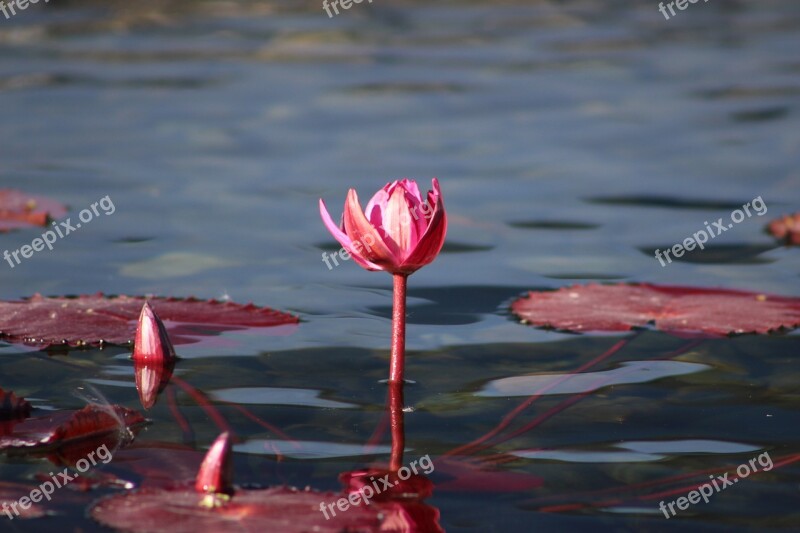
(1, 0), (799, 531)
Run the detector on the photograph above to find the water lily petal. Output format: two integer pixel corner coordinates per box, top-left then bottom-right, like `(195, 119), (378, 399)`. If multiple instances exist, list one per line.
(381, 184), (419, 258)
(403, 178), (447, 270)
(319, 199), (383, 271)
(342, 189), (402, 268)
(364, 187), (390, 227)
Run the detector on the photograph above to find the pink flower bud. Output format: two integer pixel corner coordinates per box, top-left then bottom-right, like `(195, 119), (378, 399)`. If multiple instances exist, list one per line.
(195, 432), (234, 496)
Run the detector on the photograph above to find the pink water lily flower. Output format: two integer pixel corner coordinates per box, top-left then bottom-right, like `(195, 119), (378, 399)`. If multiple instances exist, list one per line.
(319, 178), (447, 275)
(319, 178), (447, 385)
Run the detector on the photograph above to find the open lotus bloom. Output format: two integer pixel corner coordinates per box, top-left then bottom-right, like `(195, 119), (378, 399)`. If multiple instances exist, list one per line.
(319, 178), (447, 275)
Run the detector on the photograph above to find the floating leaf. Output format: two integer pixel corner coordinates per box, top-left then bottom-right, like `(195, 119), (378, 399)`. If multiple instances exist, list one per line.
(0, 294), (299, 349)
(0, 482), (51, 519)
(339, 467), (444, 532)
(0, 189), (68, 232)
(766, 212), (800, 245)
(0, 404), (145, 455)
(511, 283), (800, 336)
(92, 432), (443, 532)
(0, 388), (33, 438)
(0, 387), (32, 420)
(91, 485), (387, 533)
(340, 468), (434, 502)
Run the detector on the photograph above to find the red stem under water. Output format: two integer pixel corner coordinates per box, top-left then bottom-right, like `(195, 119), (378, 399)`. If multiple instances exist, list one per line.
(165, 385), (195, 445)
(445, 337), (633, 457)
(389, 273), (408, 384)
(171, 376), (233, 437)
(388, 381), (405, 471)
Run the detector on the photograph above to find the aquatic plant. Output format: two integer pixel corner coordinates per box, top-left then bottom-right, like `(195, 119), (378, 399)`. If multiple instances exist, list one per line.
(320, 178), (447, 383)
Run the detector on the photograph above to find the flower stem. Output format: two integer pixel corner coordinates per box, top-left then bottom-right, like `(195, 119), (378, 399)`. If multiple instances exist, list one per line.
(389, 273), (408, 384)
(389, 273), (408, 471)
(388, 381), (405, 471)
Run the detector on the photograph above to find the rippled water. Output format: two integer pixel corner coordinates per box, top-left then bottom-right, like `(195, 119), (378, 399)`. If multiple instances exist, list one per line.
(1, 1), (799, 531)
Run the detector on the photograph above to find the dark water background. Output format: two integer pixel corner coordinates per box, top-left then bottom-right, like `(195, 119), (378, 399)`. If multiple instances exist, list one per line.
(0, 0), (799, 531)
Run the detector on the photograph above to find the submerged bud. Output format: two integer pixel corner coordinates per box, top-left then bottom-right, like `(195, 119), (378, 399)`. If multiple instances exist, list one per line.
(195, 432), (234, 498)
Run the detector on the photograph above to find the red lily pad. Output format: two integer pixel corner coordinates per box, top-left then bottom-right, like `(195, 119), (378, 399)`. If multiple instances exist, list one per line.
(511, 283), (800, 336)
(339, 468), (444, 532)
(0, 293), (299, 349)
(0, 404), (146, 455)
(0, 482), (51, 519)
(0, 388), (33, 438)
(0, 388), (31, 420)
(91, 485), (393, 533)
(92, 430), (443, 532)
(0, 189), (68, 232)
(766, 212), (800, 245)
(340, 468), (434, 502)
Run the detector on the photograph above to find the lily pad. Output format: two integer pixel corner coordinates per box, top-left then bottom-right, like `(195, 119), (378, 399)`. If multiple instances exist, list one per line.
(0, 388), (33, 438)
(0, 482), (51, 519)
(0, 388), (31, 420)
(91, 485), (388, 533)
(511, 283), (800, 336)
(0, 189), (68, 232)
(0, 404), (145, 454)
(92, 429), (443, 532)
(766, 212), (800, 245)
(0, 294), (299, 348)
